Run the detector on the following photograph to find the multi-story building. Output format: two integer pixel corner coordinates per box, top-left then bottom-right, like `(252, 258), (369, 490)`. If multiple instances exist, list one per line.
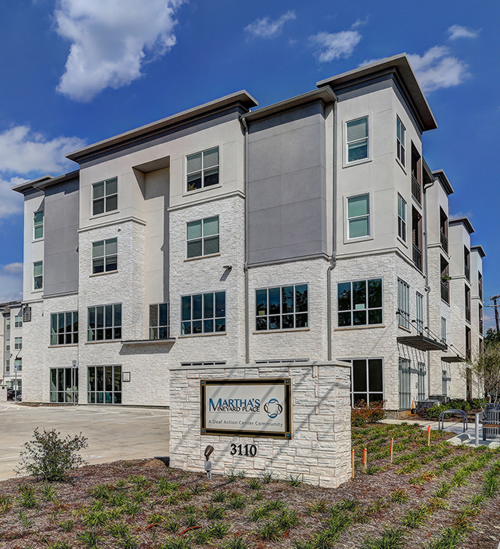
(0, 301), (24, 395)
(13, 53), (485, 410)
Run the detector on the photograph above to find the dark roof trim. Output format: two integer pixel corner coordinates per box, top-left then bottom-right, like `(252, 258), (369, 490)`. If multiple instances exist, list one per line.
(241, 87), (336, 123)
(66, 90), (258, 164)
(12, 170), (79, 195)
(316, 53), (437, 132)
(423, 158), (434, 185)
(471, 245), (486, 258)
(432, 170), (454, 195)
(450, 217), (474, 234)
(12, 175), (52, 194)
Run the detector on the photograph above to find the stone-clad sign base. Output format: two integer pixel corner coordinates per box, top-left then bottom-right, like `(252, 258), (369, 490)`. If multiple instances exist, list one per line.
(169, 361), (351, 488)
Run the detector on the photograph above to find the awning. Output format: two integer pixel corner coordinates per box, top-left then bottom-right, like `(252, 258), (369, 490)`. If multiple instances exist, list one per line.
(397, 334), (447, 352)
(441, 355), (466, 363)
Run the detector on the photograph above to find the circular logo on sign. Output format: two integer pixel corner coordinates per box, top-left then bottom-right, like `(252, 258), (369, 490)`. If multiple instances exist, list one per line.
(264, 398), (283, 419)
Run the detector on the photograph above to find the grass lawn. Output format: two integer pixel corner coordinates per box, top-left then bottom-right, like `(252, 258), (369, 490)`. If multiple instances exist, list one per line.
(1, 423), (500, 548)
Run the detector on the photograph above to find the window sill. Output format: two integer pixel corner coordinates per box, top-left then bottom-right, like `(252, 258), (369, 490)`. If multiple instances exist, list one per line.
(179, 332), (227, 339)
(32, 239), (44, 244)
(85, 340), (123, 345)
(253, 328), (310, 335)
(395, 157), (407, 174)
(48, 344), (79, 348)
(335, 325), (385, 331)
(122, 338), (175, 346)
(89, 270), (118, 278)
(90, 210), (120, 221)
(185, 253), (221, 262)
(397, 236), (408, 249)
(32, 289), (43, 294)
(345, 235), (373, 244)
(183, 184), (222, 198)
(343, 158), (372, 169)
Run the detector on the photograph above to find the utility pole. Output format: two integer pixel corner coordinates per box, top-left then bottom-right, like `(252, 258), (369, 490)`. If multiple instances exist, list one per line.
(491, 295), (500, 333)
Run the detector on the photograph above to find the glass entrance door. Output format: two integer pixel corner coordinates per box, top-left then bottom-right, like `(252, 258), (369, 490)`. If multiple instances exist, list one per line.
(399, 358), (411, 410)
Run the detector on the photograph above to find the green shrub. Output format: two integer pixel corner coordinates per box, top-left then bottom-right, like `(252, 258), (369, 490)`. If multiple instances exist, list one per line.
(351, 400), (386, 426)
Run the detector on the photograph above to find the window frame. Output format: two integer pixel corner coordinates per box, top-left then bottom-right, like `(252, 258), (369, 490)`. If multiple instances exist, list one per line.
(186, 146), (220, 192)
(33, 261), (43, 290)
(396, 117), (406, 167)
(87, 304), (122, 342)
(149, 303), (170, 340)
(186, 216), (220, 259)
(92, 177), (118, 216)
(14, 337), (22, 350)
(14, 358), (22, 373)
(92, 238), (118, 274)
(345, 116), (369, 164)
(397, 194), (407, 242)
(346, 193), (371, 240)
(397, 278), (410, 330)
(5, 314), (10, 331)
(87, 365), (122, 404)
(255, 284), (309, 332)
(337, 278), (383, 328)
(181, 291), (226, 336)
(33, 210), (44, 240)
(51, 311), (79, 346)
(344, 357), (384, 407)
(14, 311), (22, 328)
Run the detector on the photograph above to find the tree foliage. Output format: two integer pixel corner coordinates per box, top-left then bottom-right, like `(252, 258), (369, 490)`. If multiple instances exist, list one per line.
(469, 341), (500, 403)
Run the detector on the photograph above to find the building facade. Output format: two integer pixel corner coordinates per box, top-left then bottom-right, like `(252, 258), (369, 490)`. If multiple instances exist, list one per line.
(13, 54), (485, 410)
(0, 301), (24, 394)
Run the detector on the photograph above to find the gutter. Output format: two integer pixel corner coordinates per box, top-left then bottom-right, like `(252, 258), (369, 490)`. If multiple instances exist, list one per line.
(239, 116), (250, 364)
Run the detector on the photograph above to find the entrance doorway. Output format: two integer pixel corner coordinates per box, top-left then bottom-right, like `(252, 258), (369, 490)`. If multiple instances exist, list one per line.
(50, 368), (78, 403)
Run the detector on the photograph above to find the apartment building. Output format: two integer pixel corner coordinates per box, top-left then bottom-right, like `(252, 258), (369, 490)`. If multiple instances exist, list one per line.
(13, 53), (485, 410)
(0, 301), (24, 394)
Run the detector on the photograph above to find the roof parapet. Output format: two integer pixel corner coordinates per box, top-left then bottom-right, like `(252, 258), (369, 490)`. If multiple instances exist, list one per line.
(449, 217), (474, 234)
(432, 170), (454, 196)
(471, 245), (486, 258)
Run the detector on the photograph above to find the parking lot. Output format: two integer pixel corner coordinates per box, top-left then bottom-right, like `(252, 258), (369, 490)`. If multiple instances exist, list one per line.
(0, 402), (170, 480)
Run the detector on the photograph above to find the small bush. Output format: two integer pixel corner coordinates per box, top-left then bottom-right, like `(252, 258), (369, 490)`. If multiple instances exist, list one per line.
(16, 428), (88, 482)
(351, 400), (386, 427)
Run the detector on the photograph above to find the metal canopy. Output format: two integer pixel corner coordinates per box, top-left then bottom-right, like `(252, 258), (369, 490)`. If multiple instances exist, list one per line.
(397, 334), (447, 352)
(441, 355), (466, 363)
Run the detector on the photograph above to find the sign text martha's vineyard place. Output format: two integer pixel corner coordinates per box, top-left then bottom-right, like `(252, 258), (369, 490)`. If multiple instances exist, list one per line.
(200, 378), (292, 439)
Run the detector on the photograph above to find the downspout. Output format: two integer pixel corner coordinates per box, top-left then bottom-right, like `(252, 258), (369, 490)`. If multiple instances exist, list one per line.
(423, 177), (435, 397)
(240, 115), (250, 364)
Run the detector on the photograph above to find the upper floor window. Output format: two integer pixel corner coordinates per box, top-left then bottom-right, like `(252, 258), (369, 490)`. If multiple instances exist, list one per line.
(347, 194), (370, 239)
(187, 217), (219, 258)
(33, 261), (43, 290)
(92, 238), (118, 274)
(14, 358), (22, 373)
(15, 311), (22, 328)
(149, 304), (170, 340)
(398, 194), (406, 242)
(34, 211), (44, 240)
(346, 117), (368, 163)
(186, 147), (219, 191)
(92, 178), (117, 216)
(396, 117), (406, 167)
(14, 337), (22, 350)
(6, 339), (10, 352)
(51, 312), (79, 345)
(338, 279), (382, 327)
(256, 284), (308, 331)
(181, 292), (225, 335)
(88, 304), (122, 341)
(5, 315), (10, 331)
(397, 278), (410, 330)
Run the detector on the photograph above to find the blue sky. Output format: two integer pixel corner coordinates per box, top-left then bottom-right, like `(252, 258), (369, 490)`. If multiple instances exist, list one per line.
(0, 0), (497, 325)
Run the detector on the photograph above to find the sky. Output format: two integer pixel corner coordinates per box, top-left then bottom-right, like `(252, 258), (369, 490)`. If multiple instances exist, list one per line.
(0, 0), (498, 326)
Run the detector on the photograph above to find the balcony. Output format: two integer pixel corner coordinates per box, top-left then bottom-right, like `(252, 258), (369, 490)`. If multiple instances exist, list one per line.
(413, 244), (422, 271)
(465, 306), (471, 322)
(441, 282), (450, 303)
(464, 264), (470, 281)
(480, 319), (484, 334)
(411, 174), (421, 204)
(440, 230), (448, 253)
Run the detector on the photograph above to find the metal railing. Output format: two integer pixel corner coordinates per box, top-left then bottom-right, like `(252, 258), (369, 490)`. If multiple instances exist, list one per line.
(440, 230), (448, 253)
(411, 174), (421, 204)
(413, 244), (422, 271)
(479, 319), (484, 334)
(441, 281), (449, 303)
(464, 264), (470, 281)
(465, 306), (471, 322)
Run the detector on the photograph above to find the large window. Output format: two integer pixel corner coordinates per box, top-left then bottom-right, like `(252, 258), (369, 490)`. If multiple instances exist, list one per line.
(92, 238), (118, 274)
(34, 211), (44, 240)
(50, 368), (78, 403)
(149, 303), (170, 339)
(15, 311), (22, 328)
(88, 366), (122, 404)
(397, 278), (410, 330)
(51, 312), (79, 345)
(347, 194), (370, 239)
(256, 284), (308, 331)
(398, 194), (406, 241)
(349, 358), (383, 406)
(92, 178), (117, 216)
(186, 147), (219, 191)
(33, 261), (43, 290)
(338, 279), (382, 327)
(346, 117), (368, 162)
(181, 292), (225, 335)
(14, 337), (22, 350)
(187, 216), (219, 258)
(88, 304), (122, 341)
(396, 117), (406, 167)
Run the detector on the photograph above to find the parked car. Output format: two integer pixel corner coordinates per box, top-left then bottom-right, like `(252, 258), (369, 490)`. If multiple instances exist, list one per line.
(7, 389), (22, 401)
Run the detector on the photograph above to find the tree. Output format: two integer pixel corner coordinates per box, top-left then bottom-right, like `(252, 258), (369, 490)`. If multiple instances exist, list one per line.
(468, 341), (500, 403)
(485, 328), (500, 346)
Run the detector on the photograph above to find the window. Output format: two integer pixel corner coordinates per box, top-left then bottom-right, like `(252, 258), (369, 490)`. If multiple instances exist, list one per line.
(397, 278), (410, 330)
(181, 292), (225, 335)
(5, 360), (9, 373)
(418, 362), (426, 401)
(416, 292), (424, 334)
(398, 194), (406, 241)
(187, 216), (219, 258)
(442, 365), (450, 396)
(186, 147), (219, 191)
(346, 117), (368, 162)
(396, 117), (406, 167)
(441, 317), (447, 343)
(256, 284), (308, 331)
(347, 194), (370, 239)
(149, 304), (170, 339)
(349, 358), (383, 406)
(51, 312), (79, 345)
(33, 261), (43, 290)
(92, 178), (117, 216)
(6, 339), (10, 352)
(88, 304), (122, 341)
(5, 315), (10, 331)
(88, 366), (121, 404)
(181, 361), (227, 366)
(14, 337), (22, 350)
(14, 358), (22, 372)
(50, 368), (78, 403)
(15, 311), (22, 328)
(92, 238), (118, 274)
(34, 211), (44, 240)
(338, 279), (382, 327)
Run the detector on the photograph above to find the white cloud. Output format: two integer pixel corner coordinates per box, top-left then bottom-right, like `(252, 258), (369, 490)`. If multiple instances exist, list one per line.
(3, 263), (23, 276)
(0, 177), (25, 220)
(244, 11), (296, 39)
(310, 30), (361, 63)
(448, 25), (480, 41)
(0, 265), (22, 303)
(352, 17), (369, 29)
(0, 126), (86, 175)
(54, 0), (184, 101)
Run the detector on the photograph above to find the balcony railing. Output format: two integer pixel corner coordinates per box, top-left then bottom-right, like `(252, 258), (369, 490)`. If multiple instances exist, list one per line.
(464, 264), (470, 281)
(440, 230), (448, 253)
(480, 319), (484, 334)
(441, 281), (450, 303)
(465, 306), (471, 322)
(413, 244), (422, 271)
(411, 174), (421, 204)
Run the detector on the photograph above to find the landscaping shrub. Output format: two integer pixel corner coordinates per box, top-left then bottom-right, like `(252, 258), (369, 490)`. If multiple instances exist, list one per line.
(351, 400), (386, 427)
(418, 398), (488, 420)
(16, 428), (88, 482)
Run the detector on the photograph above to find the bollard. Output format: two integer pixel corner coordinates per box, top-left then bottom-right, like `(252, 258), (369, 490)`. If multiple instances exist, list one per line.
(363, 448), (367, 473)
(427, 425), (431, 447)
(351, 449), (355, 479)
